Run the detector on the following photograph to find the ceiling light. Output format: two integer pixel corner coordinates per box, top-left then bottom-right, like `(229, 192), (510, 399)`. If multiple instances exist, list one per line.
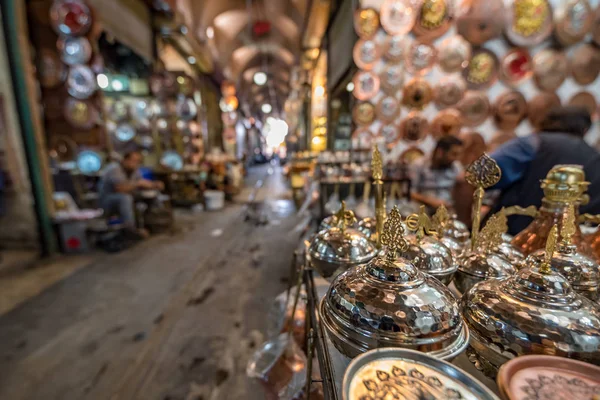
(261, 103), (272, 113)
(97, 74), (109, 89)
(206, 26), (214, 39)
(253, 72), (267, 86)
(346, 82), (354, 92)
(111, 80), (124, 91)
(188, 56), (196, 64)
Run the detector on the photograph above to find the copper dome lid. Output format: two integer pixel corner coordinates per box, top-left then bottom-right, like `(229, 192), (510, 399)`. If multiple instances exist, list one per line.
(462, 226), (600, 378)
(319, 206), (468, 360)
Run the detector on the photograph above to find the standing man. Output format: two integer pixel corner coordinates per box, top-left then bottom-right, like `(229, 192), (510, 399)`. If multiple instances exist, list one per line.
(98, 151), (163, 237)
(410, 136), (464, 211)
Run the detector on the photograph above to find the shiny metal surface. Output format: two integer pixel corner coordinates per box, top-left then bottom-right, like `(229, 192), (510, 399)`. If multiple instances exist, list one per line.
(462, 265), (600, 377)
(308, 227), (376, 281)
(454, 251), (516, 294)
(357, 217), (377, 242)
(442, 217), (470, 245)
(496, 241), (525, 267)
(441, 236), (466, 259)
(343, 348), (500, 400)
(404, 235), (457, 285)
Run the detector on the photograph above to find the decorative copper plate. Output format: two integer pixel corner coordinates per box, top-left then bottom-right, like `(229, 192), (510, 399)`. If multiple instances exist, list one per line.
(505, 0), (553, 47)
(593, 6), (600, 46)
(64, 98), (96, 129)
(353, 102), (376, 126)
(431, 108), (463, 138)
(493, 90), (528, 131)
(438, 35), (471, 73)
(405, 41), (437, 75)
(456, 0), (506, 45)
(528, 92), (561, 129)
(380, 124), (400, 146)
(500, 48), (533, 85)
(50, 0), (92, 37)
(458, 91), (490, 127)
(571, 44), (600, 85)
(533, 49), (568, 91)
(568, 91), (598, 120)
(412, 0), (452, 42)
(352, 70), (380, 101)
(400, 147), (426, 164)
(57, 36), (92, 65)
(352, 128), (375, 150)
(400, 112), (429, 142)
(402, 78), (433, 110)
(377, 96), (401, 123)
(383, 35), (409, 62)
(67, 64), (97, 99)
(354, 8), (380, 39)
(37, 49), (67, 89)
(380, 64), (405, 95)
(353, 39), (380, 71)
(380, 0), (417, 35)
(554, 0), (593, 46)
(463, 48), (499, 89)
(434, 76), (466, 109)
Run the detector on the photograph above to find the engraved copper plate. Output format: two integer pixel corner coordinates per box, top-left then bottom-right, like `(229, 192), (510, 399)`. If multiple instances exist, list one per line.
(505, 0), (553, 47)
(405, 41), (437, 75)
(67, 64), (97, 99)
(400, 147), (426, 164)
(570, 44), (600, 85)
(458, 91), (490, 127)
(380, 124), (400, 146)
(50, 0), (92, 37)
(380, 64), (405, 95)
(383, 35), (409, 62)
(434, 76), (466, 109)
(64, 98), (96, 129)
(353, 39), (381, 71)
(412, 0), (452, 42)
(353, 102), (376, 126)
(463, 48), (499, 90)
(533, 49), (568, 91)
(438, 35), (471, 73)
(493, 90), (528, 130)
(400, 112), (429, 142)
(38, 49), (67, 89)
(402, 78), (433, 110)
(528, 92), (561, 129)
(554, 0), (593, 46)
(500, 48), (533, 85)
(352, 128), (375, 149)
(352, 70), (380, 101)
(380, 0), (417, 35)
(431, 108), (463, 138)
(354, 8), (380, 39)
(377, 96), (401, 123)
(568, 91), (598, 120)
(57, 36), (92, 65)
(456, 0), (506, 45)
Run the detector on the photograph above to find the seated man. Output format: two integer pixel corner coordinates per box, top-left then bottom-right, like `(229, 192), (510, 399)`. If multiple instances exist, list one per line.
(98, 151), (163, 237)
(409, 136), (464, 212)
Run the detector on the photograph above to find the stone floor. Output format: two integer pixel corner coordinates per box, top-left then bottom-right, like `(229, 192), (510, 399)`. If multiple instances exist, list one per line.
(0, 164), (306, 400)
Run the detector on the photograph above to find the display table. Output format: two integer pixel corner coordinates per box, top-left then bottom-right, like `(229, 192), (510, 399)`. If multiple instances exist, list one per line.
(304, 268), (499, 399)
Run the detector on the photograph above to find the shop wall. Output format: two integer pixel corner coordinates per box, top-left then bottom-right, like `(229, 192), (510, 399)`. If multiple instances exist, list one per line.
(0, 13), (40, 249)
(357, 0), (600, 163)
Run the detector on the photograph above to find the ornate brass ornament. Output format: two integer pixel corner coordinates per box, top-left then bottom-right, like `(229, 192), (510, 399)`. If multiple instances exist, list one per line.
(372, 146), (385, 249)
(466, 154), (502, 249)
(476, 212), (507, 252)
(381, 206), (410, 260)
(335, 201), (358, 236)
(502, 205), (539, 218)
(432, 204), (450, 231)
(405, 205), (438, 241)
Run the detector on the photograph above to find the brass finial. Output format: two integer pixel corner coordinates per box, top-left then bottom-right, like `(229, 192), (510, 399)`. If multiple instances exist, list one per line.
(560, 204), (576, 247)
(540, 225), (558, 274)
(405, 205), (438, 241)
(477, 212), (507, 251)
(371, 145), (383, 182)
(335, 201), (357, 235)
(372, 145), (385, 249)
(381, 206), (409, 261)
(432, 204), (449, 233)
(465, 153), (502, 250)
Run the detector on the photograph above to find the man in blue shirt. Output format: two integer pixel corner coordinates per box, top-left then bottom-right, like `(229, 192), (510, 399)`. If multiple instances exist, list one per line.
(489, 106), (600, 234)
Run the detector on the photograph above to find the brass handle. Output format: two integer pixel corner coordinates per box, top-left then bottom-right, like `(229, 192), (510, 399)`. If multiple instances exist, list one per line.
(501, 205), (539, 218)
(579, 213), (600, 225)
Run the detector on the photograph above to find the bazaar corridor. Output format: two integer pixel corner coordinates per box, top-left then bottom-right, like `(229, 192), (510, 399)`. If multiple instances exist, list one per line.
(0, 165), (302, 400)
